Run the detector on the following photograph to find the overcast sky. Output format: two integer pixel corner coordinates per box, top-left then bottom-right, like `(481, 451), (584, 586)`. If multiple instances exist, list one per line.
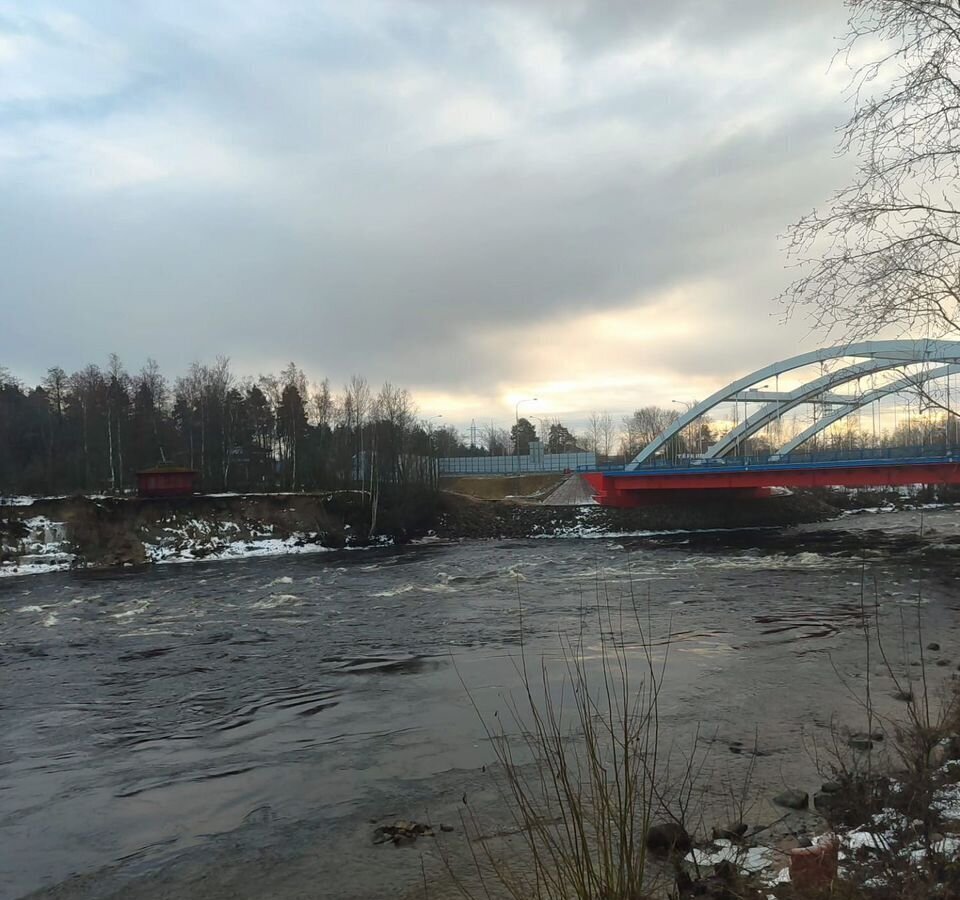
(1, 0), (862, 429)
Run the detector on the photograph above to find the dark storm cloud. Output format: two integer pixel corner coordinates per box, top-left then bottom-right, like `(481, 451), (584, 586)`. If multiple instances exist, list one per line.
(0, 0), (855, 416)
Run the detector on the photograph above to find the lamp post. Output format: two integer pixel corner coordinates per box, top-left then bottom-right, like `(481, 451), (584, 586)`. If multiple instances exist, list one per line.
(672, 399), (698, 457)
(515, 397), (537, 473)
(425, 413), (443, 447)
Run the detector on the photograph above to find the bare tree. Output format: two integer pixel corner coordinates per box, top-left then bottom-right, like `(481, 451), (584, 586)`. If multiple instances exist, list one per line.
(621, 406), (680, 457)
(598, 411), (616, 459)
(311, 378), (334, 429)
(69, 364), (106, 488)
(785, 1), (960, 338)
(106, 353), (129, 492)
(346, 375), (372, 494)
(208, 356), (234, 488)
(136, 358), (168, 462)
(482, 422), (511, 456)
(587, 410), (616, 460)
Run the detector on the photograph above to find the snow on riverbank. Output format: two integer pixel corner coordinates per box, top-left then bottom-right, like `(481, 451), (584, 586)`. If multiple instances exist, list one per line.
(144, 533), (337, 565)
(0, 494), (398, 578)
(0, 516), (73, 578)
(139, 513), (378, 565)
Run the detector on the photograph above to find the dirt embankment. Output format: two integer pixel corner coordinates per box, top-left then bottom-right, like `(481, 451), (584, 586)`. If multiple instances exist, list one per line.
(434, 490), (840, 540)
(1, 492), (381, 572)
(440, 473), (565, 501)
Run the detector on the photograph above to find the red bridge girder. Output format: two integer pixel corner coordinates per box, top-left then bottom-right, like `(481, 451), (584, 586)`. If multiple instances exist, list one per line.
(582, 462), (960, 508)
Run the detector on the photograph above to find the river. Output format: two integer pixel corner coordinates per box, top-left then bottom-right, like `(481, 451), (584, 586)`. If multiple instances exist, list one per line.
(2, 508), (959, 899)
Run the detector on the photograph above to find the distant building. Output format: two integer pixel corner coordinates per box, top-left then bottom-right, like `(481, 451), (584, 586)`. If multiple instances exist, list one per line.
(136, 465), (198, 498)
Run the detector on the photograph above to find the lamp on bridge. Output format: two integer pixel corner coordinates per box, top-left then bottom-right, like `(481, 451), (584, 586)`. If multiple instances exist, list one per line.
(672, 399), (700, 456)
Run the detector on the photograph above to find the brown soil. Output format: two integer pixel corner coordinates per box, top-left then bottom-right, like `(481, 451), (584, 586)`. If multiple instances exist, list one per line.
(439, 473), (565, 500)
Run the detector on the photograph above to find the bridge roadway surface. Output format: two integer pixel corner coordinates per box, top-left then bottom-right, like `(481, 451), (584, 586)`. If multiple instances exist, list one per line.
(580, 450), (960, 507)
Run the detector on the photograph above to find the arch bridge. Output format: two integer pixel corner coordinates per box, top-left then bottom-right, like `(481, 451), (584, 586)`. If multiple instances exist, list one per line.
(582, 340), (960, 507)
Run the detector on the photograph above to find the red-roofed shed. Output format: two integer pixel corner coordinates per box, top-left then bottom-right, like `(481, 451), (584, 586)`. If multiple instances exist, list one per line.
(136, 466), (198, 498)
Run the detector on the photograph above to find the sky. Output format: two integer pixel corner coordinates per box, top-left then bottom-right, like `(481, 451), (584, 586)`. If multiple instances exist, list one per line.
(1, 0), (866, 431)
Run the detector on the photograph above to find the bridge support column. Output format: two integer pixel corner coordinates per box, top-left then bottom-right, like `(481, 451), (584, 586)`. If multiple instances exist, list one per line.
(582, 473), (774, 507)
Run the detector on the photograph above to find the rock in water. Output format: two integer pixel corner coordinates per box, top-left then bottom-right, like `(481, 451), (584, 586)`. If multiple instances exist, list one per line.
(645, 822), (692, 855)
(813, 791), (838, 814)
(773, 789), (809, 810)
(372, 820), (435, 846)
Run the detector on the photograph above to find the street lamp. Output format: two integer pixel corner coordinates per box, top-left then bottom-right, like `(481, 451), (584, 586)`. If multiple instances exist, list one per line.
(515, 397), (538, 472)
(671, 400), (698, 458)
(423, 414), (443, 479)
(425, 413), (443, 442)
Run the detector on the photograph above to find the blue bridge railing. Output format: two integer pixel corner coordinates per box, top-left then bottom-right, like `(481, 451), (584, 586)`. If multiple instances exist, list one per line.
(579, 444), (959, 476)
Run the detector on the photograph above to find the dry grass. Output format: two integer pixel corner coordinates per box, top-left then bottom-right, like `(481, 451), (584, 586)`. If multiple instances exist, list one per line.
(794, 564), (960, 899)
(440, 581), (727, 900)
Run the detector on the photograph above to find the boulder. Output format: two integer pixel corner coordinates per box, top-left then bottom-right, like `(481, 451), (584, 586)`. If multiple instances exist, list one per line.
(645, 821), (692, 855)
(711, 821), (748, 841)
(929, 741), (951, 770)
(928, 642), (941, 651)
(773, 789), (809, 810)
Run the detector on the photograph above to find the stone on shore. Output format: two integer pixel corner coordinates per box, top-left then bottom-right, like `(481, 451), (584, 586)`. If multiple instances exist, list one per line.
(645, 822), (692, 855)
(711, 821), (748, 841)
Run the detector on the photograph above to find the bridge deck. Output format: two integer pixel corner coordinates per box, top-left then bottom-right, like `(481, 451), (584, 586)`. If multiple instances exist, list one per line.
(579, 450), (960, 506)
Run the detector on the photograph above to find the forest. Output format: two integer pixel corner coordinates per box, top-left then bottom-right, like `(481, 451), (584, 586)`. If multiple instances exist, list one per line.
(0, 357), (460, 496)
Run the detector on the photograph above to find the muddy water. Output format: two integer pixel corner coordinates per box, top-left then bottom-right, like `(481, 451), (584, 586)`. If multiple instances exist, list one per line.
(2, 509), (960, 899)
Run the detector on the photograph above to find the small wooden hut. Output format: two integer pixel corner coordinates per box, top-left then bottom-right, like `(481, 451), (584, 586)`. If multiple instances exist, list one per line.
(136, 465), (198, 498)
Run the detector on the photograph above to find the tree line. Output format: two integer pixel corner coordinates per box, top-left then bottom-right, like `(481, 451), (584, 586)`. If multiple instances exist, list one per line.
(0, 357), (457, 496)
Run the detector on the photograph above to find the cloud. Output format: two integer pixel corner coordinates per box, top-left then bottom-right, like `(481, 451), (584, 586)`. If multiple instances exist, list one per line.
(0, 0), (857, 431)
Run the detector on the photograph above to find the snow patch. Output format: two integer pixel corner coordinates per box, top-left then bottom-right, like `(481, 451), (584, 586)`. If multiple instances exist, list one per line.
(685, 839), (774, 874)
(1, 515), (74, 578)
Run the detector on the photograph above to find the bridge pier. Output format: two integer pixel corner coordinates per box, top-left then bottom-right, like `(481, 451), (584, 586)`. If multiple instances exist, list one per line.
(582, 474), (773, 507)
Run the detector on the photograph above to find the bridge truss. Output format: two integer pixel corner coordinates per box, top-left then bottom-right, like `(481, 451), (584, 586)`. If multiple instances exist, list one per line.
(628, 340), (960, 470)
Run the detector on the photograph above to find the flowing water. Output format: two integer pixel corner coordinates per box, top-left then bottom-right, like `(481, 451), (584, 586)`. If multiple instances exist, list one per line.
(2, 509), (960, 899)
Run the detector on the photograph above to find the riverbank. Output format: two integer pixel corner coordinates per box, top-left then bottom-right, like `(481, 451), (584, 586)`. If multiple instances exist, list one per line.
(1, 484), (955, 576)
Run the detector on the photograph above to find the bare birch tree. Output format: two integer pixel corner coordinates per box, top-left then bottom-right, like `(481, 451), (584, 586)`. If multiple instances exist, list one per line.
(784, 1), (960, 338)
(586, 410), (616, 459)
